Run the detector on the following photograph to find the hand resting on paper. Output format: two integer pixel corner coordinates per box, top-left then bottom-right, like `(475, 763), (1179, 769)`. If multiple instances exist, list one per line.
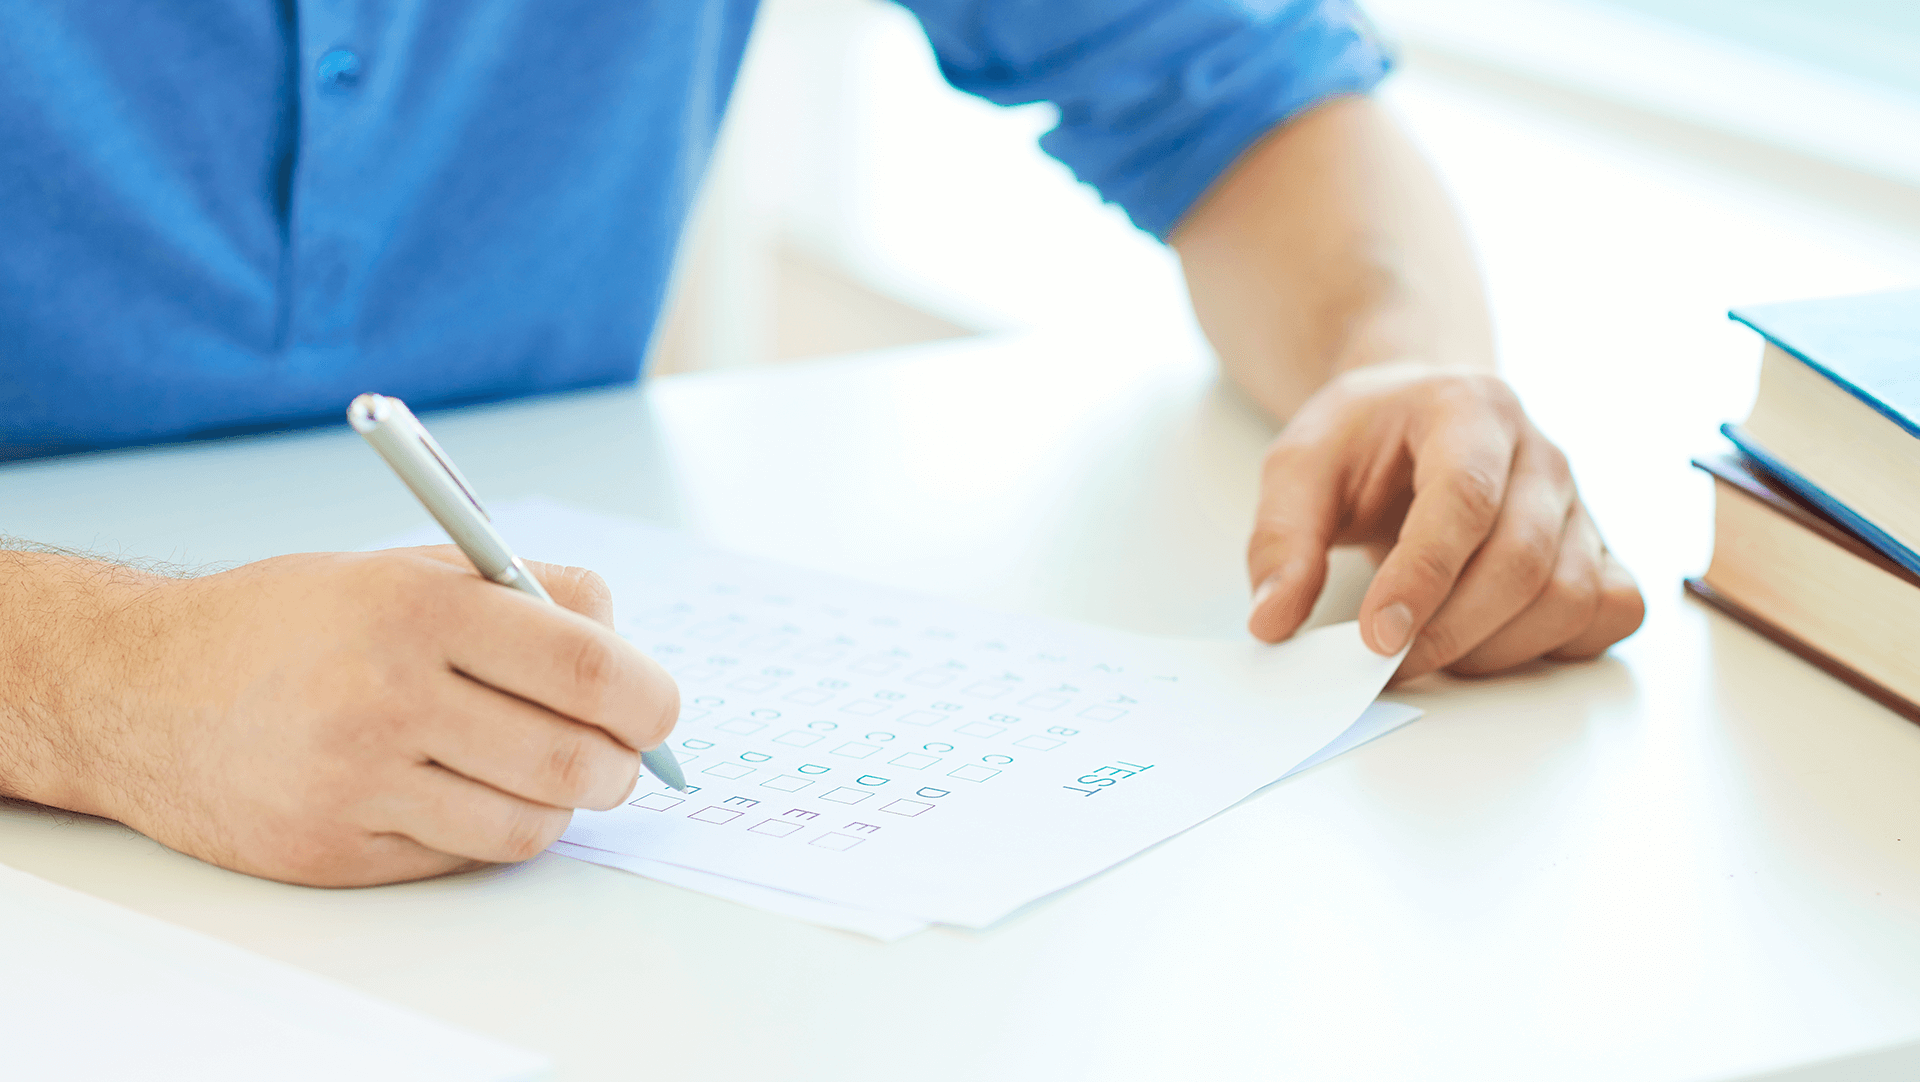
(1168, 97), (1644, 681)
(0, 545), (677, 886)
(1243, 364), (1645, 682)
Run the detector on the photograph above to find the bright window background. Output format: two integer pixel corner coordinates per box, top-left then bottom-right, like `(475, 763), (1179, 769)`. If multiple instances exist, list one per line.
(650, 0), (1920, 434)
(1594, 0), (1920, 98)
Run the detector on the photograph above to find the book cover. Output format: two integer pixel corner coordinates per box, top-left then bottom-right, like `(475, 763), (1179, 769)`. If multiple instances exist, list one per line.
(1720, 423), (1920, 577)
(1729, 288), (1920, 439)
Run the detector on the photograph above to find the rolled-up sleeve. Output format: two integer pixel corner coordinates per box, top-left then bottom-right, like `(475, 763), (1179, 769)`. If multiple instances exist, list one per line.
(900, 0), (1392, 237)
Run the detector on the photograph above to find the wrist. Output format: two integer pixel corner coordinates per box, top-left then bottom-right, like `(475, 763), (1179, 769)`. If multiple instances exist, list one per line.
(0, 552), (181, 819)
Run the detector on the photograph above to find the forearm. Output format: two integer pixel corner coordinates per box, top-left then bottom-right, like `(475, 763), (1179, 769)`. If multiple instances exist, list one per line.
(0, 549), (169, 815)
(1170, 95), (1495, 421)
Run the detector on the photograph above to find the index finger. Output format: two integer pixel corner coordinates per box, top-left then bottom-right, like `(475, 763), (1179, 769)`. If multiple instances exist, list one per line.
(1359, 413), (1518, 656)
(437, 574), (680, 752)
(1246, 440), (1343, 643)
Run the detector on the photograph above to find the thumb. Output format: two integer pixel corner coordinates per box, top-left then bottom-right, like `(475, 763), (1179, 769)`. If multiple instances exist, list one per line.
(1246, 446), (1341, 644)
(522, 561), (616, 629)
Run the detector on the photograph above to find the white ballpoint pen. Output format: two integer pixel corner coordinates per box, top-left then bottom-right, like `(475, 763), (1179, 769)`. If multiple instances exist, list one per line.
(347, 393), (687, 793)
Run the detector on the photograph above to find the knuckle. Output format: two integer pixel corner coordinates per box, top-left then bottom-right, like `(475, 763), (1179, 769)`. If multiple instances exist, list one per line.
(1402, 544), (1458, 593)
(1414, 620), (1469, 666)
(569, 632), (620, 695)
(1246, 521), (1292, 569)
(1261, 436), (1314, 471)
(499, 807), (566, 863)
(1258, 443), (1319, 494)
(1444, 466), (1504, 524)
(1498, 532), (1558, 593)
(1550, 567), (1602, 622)
(1465, 372), (1520, 412)
(544, 736), (600, 804)
(1536, 443), (1573, 487)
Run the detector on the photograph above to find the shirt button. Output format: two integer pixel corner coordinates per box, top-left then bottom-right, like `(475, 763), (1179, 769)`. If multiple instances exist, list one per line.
(317, 49), (363, 90)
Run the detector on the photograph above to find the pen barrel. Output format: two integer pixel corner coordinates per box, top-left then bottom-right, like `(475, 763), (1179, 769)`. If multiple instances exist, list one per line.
(492, 558), (556, 603)
(350, 394), (519, 581)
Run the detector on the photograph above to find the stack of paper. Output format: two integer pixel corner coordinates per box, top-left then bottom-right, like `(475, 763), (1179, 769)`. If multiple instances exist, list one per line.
(394, 503), (1418, 939)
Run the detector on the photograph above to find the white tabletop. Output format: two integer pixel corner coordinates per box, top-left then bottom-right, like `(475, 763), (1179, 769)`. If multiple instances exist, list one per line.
(5, 326), (1920, 1082)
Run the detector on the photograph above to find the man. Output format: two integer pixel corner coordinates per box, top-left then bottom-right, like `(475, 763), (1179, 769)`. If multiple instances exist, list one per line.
(0, 1), (1643, 887)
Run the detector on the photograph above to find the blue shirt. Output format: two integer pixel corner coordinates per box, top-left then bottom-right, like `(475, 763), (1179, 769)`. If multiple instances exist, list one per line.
(0, 1), (1388, 458)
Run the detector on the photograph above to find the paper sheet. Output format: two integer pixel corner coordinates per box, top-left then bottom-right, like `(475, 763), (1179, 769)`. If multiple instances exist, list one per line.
(550, 840), (932, 941)
(386, 501), (1412, 930)
(0, 863), (548, 1082)
(553, 698), (1424, 941)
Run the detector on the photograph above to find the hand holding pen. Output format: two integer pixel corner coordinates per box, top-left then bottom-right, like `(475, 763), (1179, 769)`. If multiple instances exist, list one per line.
(23, 399), (683, 888)
(350, 393), (686, 792)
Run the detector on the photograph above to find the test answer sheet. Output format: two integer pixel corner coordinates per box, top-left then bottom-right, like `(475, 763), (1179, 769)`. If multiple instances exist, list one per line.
(380, 501), (1409, 932)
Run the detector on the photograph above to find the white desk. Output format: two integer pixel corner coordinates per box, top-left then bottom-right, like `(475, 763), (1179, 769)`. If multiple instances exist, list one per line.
(5, 327), (1920, 1082)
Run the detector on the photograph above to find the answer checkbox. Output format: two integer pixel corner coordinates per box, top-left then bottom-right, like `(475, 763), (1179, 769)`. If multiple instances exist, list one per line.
(810, 832), (865, 851)
(881, 799), (934, 817)
(831, 742), (881, 759)
(748, 819), (804, 838)
(759, 774), (814, 792)
(963, 681), (1011, 699)
(1012, 735), (1064, 751)
(1078, 706), (1127, 722)
(1020, 693), (1069, 710)
(628, 793), (685, 811)
(896, 710), (945, 726)
(702, 762), (755, 780)
(820, 787), (871, 804)
(729, 675), (778, 693)
(954, 721), (1004, 739)
(839, 700), (888, 716)
(907, 669), (955, 687)
(785, 688), (833, 705)
(717, 718), (767, 736)
(850, 656), (900, 675)
(688, 806), (743, 824)
(947, 764), (1001, 783)
(773, 730), (823, 748)
(887, 752), (940, 770)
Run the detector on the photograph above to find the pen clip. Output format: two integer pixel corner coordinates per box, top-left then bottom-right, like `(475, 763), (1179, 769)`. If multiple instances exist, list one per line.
(400, 407), (491, 523)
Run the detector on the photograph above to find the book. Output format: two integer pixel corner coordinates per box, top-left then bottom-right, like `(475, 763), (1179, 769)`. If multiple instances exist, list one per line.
(1723, 288), (1920, 577)
(1687, 452), (1920, 724)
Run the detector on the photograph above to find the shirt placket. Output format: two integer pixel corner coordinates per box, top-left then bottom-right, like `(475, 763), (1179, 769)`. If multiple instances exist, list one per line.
(288, 0), (380, 352)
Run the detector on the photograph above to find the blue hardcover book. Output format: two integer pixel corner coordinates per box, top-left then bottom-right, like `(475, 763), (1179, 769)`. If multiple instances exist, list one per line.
(1725, 289), (1920, 578)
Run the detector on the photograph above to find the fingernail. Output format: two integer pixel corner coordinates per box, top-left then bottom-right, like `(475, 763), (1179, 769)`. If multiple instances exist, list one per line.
(1250, 576), (1281, 614)
(1370, 602), (1414, 655)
